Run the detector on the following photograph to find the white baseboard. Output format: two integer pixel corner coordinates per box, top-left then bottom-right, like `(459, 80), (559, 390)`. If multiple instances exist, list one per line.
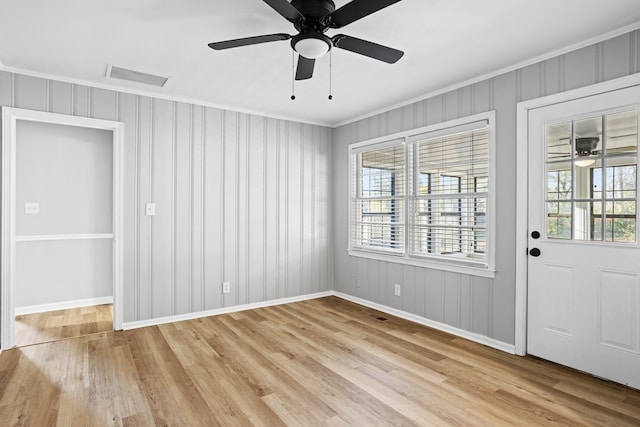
(122, 291), (334, 330)
(333, 292), (516, 354)
(15, 296), (114, 315)
(121, 289), (514, 355)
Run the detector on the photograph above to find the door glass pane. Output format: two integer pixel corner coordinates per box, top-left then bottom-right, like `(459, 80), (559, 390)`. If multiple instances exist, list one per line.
(547, 201), (572, 239)
(575, 158), (602, 199)
(605, 159), (636, 199)
(575, 201), (602, 241)
(605, 201), (636, 242)
(547, 162), (572, 200)
(574, 117), (602, 165)
(606, 110), (637, 155)
(545, 110), (638, 243)
(547, 122), (572, 160)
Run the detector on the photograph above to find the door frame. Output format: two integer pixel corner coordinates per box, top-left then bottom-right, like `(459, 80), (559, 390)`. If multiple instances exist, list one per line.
(515, 72), (640, 356)
(1, 107), (124, 350)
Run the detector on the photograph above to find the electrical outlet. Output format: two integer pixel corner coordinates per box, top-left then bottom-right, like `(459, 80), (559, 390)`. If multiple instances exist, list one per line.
(222, 281), (231, 294)
(394, 284), (401, 297)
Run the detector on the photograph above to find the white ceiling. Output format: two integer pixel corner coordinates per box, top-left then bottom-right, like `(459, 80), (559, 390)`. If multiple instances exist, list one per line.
(2, 0), (640, 127)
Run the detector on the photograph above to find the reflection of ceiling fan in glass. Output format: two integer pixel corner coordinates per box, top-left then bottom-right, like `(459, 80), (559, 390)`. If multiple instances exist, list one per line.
(548, 135), (636, 167)
(574, 137), (599, 167)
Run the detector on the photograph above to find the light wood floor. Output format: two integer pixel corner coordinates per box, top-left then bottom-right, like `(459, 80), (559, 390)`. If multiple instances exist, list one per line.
(14, 304), (113, 347)
(1, 297), (639, 426)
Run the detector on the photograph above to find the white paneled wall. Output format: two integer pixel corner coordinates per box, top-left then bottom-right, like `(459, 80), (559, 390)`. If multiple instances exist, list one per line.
(332, 30), (640, 345)
(0, 71), (332, 323)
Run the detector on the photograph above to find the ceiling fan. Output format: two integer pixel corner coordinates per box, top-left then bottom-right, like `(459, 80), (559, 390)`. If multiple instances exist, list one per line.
(208, 0), (405, 80)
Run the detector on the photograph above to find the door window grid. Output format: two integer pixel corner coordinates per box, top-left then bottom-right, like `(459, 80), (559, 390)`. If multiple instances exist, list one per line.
(545, 110), (638, 243)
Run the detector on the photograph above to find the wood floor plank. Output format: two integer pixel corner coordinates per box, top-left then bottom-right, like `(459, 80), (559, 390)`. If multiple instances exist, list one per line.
(14, 304), (113, 348)
(1, 296), (639, 426)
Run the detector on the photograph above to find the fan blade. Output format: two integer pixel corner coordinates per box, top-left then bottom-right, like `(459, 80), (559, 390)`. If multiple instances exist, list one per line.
(263, 0), (304, 22)
(295, 56), (315, 80)
(332, 35), (403, 63)
(329, 0), (402, 28)
(208, 33), (291, 50)
(608, 146), (638, 154)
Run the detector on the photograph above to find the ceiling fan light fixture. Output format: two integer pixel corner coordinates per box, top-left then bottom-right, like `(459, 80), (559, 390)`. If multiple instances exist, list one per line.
(292, 33), (331, 59)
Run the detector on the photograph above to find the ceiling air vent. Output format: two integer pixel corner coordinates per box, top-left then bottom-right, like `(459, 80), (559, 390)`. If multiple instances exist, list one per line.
(107, 65), (168, 87)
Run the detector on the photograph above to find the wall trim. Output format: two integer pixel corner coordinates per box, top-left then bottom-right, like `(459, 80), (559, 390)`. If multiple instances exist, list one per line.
(15, 233), (114, 242)
(122, 291), (334, 330)
(16, 296), (114, 315)
(334, 21), (640, 127)
(121, 289), (515, 354)
(333, 292), (516, 354)
(514, 72), (640, 356)
(0, 65), (329, 128)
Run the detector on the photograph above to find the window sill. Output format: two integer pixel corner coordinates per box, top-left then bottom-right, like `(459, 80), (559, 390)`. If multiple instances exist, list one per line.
(347, 249), (496, 279)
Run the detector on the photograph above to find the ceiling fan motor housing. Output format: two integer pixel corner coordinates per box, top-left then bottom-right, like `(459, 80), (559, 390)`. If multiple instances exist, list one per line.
(576, 137), (599, 156)
(291, 0), (336, 30)
(290, 0), (337, 59)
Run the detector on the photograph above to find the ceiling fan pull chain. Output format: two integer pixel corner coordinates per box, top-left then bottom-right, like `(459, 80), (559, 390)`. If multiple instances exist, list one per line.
(291, 51), (296, 100)
(328, 50), (333, 100)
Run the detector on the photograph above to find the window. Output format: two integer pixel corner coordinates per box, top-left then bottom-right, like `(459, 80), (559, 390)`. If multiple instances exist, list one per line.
(351, 143), (405, 252)
(349, 112), (495, 277)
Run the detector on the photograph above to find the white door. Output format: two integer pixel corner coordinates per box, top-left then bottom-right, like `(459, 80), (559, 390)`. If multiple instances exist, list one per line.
(527, 85), (640, 389)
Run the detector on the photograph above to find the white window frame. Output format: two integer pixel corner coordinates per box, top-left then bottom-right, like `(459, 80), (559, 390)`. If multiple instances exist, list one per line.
(348, 111), (496, 278)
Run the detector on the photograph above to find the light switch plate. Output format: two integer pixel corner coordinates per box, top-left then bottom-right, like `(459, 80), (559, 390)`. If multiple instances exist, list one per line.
(145, 203), (156, 216)
(25, 203), (40, 215)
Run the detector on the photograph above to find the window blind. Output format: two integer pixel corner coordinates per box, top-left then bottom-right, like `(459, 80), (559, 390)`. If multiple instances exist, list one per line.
(351, 141), (405, 252)
(410, 127), (489, 263)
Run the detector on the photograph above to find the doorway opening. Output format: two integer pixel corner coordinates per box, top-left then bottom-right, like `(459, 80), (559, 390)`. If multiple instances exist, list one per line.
(1, 107), (124, 350)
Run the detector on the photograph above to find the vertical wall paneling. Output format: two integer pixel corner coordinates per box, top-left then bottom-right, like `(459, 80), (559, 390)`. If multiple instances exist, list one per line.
(92, 88), (117, 121)
(426, 95), (444, 126)
(72, 84), (90, 117)
(491, 71), (518, 343)
(0, 70), (331, 326)
(603, 35), (632, 81)
(222, 111), (236, 307)
(286, 122), (298, 297)
(49, 81), (73, 115)
(138, 96), (152, 321)
(15, 74), (47, 111)
(332, 29), (640, 346)
(402, 265), (415, 315)
(423, 269), (444, 322)
(203, 108), (223, 311)
(264, 118), (277, 301)
(458, 275), (472, 331)
(175, 102), (191, 314)
(191, 105), (204, 312)
(444, 91), (459, 121)
(279, 121), (289, 299)
(118, 93), (138, 320)
(0, 71), (13, 107)
(562, 44), (600, 90)
(248, 116), (265, 304)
